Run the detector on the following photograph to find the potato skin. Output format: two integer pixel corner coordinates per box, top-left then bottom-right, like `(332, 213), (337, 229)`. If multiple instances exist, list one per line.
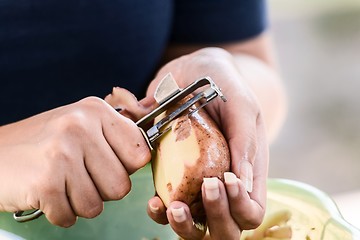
(104, 87), (230, 223)
(153, 101), (230, 224)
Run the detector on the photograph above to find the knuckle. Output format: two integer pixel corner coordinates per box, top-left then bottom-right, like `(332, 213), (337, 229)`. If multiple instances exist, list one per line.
(79, 96), (103, 105)
(55, 98), (106, 136)
(195, 47), (232, 61)
(132, 144), (151, 169)
(240, 131), (258, 162)
(105, 177), (131, 200)
(47, 143), (68, 161)
(121, 137), (151, 174)
(43, 138), (75, 168)
(237, 211), (265, 230)
(204, 202), (226, 220)
(248, 135), (258, 159)
(49, 214), (77, 228)
(209, 210), (226, 221)
(44, 114), (91, 164)
(55, 111), (88, 136)
(80, 201), (104, 219)
(78, 96), (107, 112)
(62, 219), (77, 228)
(240, 218), (263, 230)
(36, 181), (63, 205)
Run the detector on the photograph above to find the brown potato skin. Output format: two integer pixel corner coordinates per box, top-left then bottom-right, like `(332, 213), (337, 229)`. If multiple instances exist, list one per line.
(154, 100), (230, 224)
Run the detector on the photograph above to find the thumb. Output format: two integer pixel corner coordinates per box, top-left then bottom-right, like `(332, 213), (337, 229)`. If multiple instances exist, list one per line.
(147, 196), (169, 225)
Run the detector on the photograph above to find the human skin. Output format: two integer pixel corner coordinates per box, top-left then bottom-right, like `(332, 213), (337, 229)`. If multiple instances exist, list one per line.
(0, 31), (286, 239)
(0, 97), (151, 227)
(146, 32), (287, 240)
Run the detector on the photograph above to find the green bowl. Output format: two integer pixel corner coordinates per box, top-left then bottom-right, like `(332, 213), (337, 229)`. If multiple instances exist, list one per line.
(0, 165), (177, 240)
(241, 179), (360, 240)
(1, 166), (359, 240)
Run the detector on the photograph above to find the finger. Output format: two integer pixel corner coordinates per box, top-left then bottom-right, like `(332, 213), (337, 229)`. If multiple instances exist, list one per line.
(207, 76), (262, 190)
(228, 114), (258, 193)
(82, 131), (132, 201)
(147, 196), (168, 225)
(138, 95), (157, 111)
(224, 172), (264, 230)
(222, 99), (268, 222)
(213, 91), (259, 194)
(65, 159), (104, 219)
(167, 201), (206, 240)
(202, 177), (240, 240)
(240, 114), (268, 227)
(242, 114), (268, 222)
(102, 106), (151, 174)
(33, 142), (78, 227)
(39, 179), (77, 227)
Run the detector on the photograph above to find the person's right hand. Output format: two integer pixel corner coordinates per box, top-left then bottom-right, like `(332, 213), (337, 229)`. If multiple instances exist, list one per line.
(0, 97), (151, 227)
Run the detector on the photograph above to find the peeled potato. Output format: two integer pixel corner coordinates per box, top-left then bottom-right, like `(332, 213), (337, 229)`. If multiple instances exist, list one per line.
(104, 87), (230, 223)
(152, 98), (230, 223)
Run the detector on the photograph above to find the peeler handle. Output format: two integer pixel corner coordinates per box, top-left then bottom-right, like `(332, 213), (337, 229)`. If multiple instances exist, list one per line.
(13, 209), (43, 223)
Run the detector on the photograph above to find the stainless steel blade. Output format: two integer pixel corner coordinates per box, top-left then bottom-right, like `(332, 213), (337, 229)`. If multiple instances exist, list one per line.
(136, 75), (226, 150)
(154, 73), (181, 104)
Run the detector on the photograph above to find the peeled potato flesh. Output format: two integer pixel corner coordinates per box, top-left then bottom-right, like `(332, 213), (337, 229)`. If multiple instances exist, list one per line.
(152, 101), (230, 223)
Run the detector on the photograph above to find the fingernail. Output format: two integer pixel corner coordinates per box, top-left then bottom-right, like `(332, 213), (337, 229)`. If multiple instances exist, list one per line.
(224, 172), (239, 197)
(241, 161), (253, 192)
(171, 207), (187, 223)
(149, 204), (159, 214)
(203, 177), (219, 201)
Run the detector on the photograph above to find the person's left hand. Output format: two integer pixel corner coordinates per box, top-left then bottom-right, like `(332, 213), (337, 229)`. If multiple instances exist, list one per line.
(145, 47), (269, 240)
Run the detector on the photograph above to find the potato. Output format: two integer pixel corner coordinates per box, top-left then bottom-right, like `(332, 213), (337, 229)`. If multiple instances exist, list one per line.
(152, 97), (230, 224)
(104, 87), (231, 224)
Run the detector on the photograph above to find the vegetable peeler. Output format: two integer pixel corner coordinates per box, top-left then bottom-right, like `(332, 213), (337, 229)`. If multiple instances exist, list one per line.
(136, 73), (226, 150)
(13, 73), (226, 223)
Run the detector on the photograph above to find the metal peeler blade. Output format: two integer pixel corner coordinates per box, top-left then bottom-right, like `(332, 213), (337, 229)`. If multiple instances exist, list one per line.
(136, 73), (226, 150)
(153, 73), (181, 104)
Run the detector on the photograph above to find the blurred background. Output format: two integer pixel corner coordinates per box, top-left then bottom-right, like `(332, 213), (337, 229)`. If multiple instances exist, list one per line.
(267, 0), (360, 227)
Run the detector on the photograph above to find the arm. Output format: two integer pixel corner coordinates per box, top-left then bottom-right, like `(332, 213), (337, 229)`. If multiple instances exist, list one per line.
(146, 32), (287, 239)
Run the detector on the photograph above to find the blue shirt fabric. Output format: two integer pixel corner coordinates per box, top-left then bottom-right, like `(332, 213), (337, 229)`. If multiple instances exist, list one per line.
(0, 0), (267, 125)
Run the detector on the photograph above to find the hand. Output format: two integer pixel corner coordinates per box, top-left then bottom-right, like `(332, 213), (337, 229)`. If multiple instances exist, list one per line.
(0, 97), (151, 227)
(146, 47), (269, 239)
